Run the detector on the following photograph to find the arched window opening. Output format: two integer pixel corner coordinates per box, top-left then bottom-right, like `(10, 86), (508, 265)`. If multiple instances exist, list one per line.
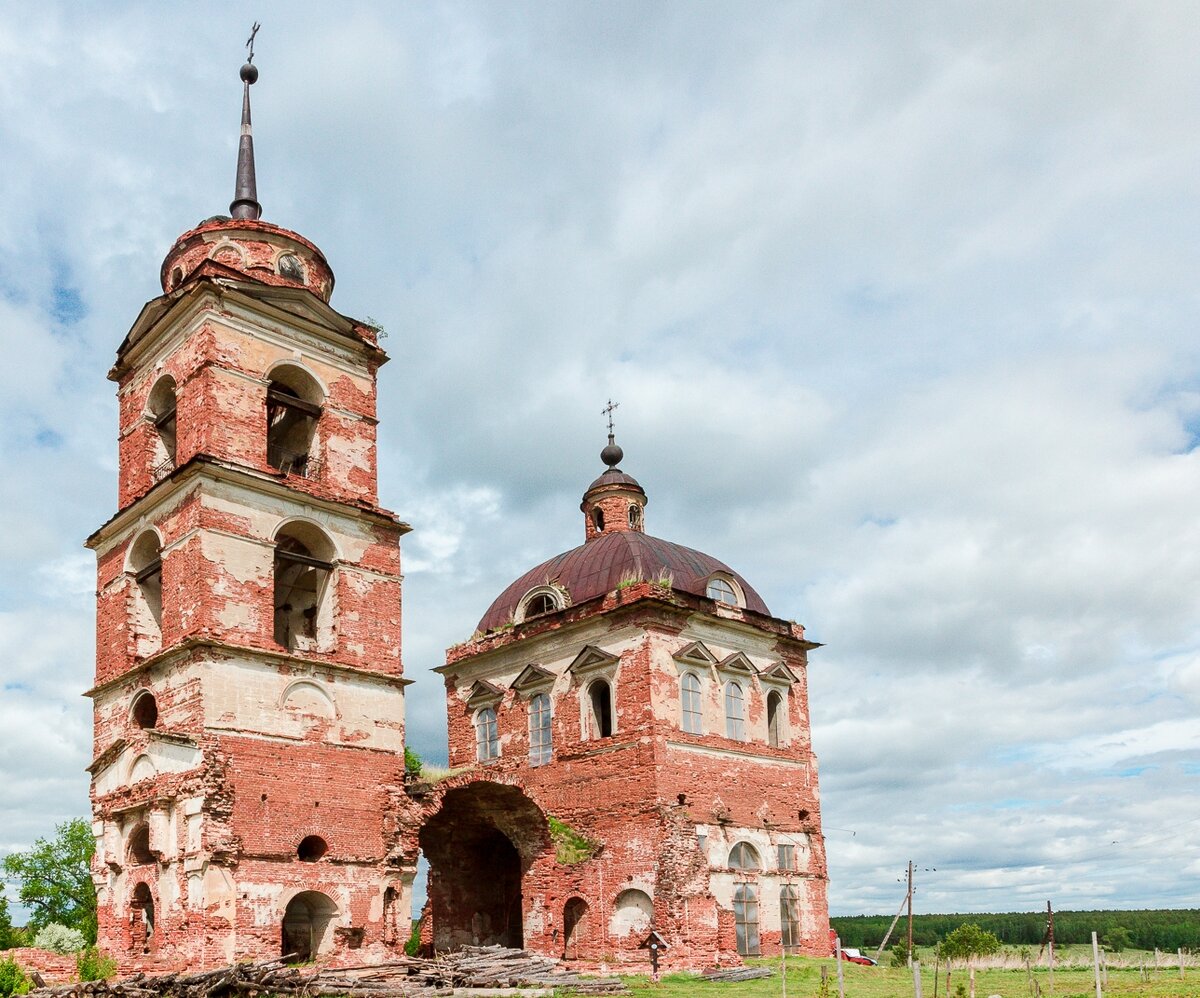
(267, 367), (323, 477)
(680, 673), (703, 734)
(588, 680), (613, 739)
(591, 507), (604, 532)
(767, 690), (784, 747)
(733, 884), (760, 956)
(273, 524), (335, 652)
(724, 681), (746, 741)
(728, 841), (762, 871)
(780, 885), (801, 950)
(131, 691), (158, 730)
(282, 891), (337, 962)
(131, 882), (155, 955)
(297, 835), (328, 862)
(563, 897), (589, 959)
(475, 707), (499, 761)
(529, 693), (552, 766)
(526, 593), (557, 618)
(128, 824), (154, 866)
(706, 576), (739, 605)
(147, 376), (177, 474)
(628, 504), (642, 530)
(129, 531), (164, 643)
(277, 253), (306, 281)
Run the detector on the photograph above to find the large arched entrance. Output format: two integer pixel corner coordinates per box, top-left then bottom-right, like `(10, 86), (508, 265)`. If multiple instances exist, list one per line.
(281, 891), (337, 962)
(419, 782), (549, 952)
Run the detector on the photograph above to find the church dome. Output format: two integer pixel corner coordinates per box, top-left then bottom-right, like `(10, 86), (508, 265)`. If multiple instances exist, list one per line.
(476, 435), (770, 632)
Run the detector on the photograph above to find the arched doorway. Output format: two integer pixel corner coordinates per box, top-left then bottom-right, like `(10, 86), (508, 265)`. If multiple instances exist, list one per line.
(562, 897), (589, 959)
(281, 891), (337, 962)
(419, 782), (549, 952)
(130, 882), (155, 954)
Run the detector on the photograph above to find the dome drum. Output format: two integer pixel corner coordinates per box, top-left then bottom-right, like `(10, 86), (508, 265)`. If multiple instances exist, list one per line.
(161, 217), (334, 301)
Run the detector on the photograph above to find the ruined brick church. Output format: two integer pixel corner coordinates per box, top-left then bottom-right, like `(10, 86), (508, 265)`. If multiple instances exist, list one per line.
(85, 56), (829, 973)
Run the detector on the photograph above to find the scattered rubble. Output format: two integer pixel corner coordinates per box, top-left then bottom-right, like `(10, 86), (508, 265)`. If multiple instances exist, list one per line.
(26, 948), (630, 998)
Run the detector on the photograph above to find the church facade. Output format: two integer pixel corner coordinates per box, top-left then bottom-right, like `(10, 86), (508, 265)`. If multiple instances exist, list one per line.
(85, 55), (829, 974)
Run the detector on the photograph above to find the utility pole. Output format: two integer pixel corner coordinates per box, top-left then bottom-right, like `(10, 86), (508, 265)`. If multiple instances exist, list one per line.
(907, 860), (914, 967)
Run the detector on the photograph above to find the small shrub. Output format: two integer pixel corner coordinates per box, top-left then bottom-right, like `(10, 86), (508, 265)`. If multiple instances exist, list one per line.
(404, 747), (422, 777)
(0, 958), (31, 998)
(76, 947), (117, 982)
(33, 923), (85, 954)
(403, 919), (422, 958)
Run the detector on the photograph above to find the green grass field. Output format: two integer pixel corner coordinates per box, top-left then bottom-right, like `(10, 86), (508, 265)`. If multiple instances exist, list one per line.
(620, 953), (1200, 998)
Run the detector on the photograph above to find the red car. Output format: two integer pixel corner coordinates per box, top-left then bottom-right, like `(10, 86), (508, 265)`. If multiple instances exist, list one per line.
(829, 930), (878, 966)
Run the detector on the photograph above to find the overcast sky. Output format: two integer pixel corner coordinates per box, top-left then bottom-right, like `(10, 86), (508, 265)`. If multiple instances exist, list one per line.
(2, 2), (1198, 923)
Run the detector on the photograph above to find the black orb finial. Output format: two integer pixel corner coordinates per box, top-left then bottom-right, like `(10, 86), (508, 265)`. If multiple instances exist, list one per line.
(600, 399), (623, 469)
(601, 435), (623, 470)
(240, 62), (259, 84)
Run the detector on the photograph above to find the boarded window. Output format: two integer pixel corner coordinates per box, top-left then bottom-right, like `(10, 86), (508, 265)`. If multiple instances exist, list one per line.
(724, 681), (746, 741)
(733, 884), (760, 956)
(780, 885), (800, 949)
(767, 690), (784, 747)
(680, 672), (703, 734)
(476, 707), (499, 761)
(529, 693), (552, 766)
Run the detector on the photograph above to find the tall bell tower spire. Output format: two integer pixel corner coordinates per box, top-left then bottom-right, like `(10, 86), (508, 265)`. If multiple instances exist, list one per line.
(230, 22), (262, 221)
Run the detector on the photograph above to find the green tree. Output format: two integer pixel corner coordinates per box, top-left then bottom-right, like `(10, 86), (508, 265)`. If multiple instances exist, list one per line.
(939, 923), (1001, 966)
(1102, 925), (1132, 952)
(1, 821), (96, 943)
(0, 892), (15, 950)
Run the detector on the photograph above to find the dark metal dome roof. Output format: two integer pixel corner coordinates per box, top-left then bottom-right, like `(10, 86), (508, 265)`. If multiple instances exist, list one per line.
(476, 530), (770, 632)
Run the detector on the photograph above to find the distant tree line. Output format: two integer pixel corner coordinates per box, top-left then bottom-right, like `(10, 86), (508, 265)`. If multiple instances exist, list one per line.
(831, 909), (1200, 952)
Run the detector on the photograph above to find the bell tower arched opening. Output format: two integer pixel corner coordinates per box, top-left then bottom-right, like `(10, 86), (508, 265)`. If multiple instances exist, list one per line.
(281, 891), (337, 962)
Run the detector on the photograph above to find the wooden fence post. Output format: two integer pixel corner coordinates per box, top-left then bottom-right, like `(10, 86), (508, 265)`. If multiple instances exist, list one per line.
(1091, 932), (1102, 998)
(835, 936), (845, 998)
(913, 959), (923, 998)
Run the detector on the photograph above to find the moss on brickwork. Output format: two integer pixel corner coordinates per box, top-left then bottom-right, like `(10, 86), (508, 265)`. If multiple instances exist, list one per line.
(548, 816), (600, 864)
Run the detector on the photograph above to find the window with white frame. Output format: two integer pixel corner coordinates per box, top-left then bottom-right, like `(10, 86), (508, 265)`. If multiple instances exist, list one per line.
(529, 693), (552, 766)
(680, 672), (703, 734)
(706, 575), (739, 605)
(724, 681), (746, 741)
(475, 707), (499, 761)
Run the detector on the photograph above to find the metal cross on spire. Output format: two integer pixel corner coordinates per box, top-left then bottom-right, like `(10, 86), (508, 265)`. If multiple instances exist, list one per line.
(602, 399), (620, 437)
(245, 21), (261, 63)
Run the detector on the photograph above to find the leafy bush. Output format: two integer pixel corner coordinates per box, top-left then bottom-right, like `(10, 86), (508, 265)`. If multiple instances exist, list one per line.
(33, 923), (85, 954)
(404, 919), (422, 957)
(404, 747), (422, 777)
(76, 947), (117, 982)
(939, 923), (1001, 965)
(0, 958), (31, 997)
(889, 942), (921, 967)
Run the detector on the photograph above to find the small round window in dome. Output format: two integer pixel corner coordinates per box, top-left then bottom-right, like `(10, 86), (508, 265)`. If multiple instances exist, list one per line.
(278, 253), (305, 281)
(706, 576), (739, 606)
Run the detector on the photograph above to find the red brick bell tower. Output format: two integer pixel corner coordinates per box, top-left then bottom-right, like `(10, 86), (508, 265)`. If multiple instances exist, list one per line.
(86, 49), (413, 971)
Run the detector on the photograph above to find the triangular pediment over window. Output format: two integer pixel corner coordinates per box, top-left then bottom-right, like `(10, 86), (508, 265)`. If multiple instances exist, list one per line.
(566, 645), (620, 681)
(759, 662), (799, 687)
(465, 679), (505, 709)
(511, 664), (555, 696)
(717, 651), (758, 678)
(673, 640), (719, 670)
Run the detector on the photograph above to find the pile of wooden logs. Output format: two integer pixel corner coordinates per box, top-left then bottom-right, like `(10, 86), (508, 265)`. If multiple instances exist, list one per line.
(27, 947), (630, 998)
(701, 965), (774, 982)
